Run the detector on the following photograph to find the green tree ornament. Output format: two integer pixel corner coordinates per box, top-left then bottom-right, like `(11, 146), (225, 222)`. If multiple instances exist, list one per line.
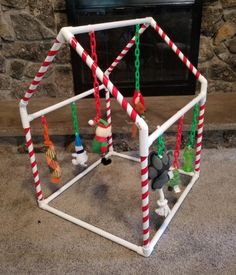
(183, 145), (195, 172)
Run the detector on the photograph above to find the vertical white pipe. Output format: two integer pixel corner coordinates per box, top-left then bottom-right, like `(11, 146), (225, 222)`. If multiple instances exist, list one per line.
(19, 102), (44, 201)
(105, 89), (113, 152)
(139, 125), (150, 247)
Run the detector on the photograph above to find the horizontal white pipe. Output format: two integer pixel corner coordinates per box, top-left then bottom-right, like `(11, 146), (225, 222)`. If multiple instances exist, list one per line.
(148, 93), (203, 147)
(39, 203), (144, 255)
(28, 85), (104, 122)
(178, 169), (195, 177)
(112, 151), (140, 162)
(61, 17), (152, 35)
(44, 151), (113, 204)
(149, 173), (199, 250)
(44, 157), (103, 204)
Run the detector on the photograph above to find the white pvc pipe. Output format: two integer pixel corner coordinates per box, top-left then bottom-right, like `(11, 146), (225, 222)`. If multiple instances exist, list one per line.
(44, 157), (103, 204)
(28, 85), (105, 122)
(148, 93), (203, 147)
(112, 151), (140, 162)
(61, 17), (152, 35)
(149, 173), (199, 250)
(39, 203), (144, 255)
(44, 151), (140, 203)
(19, 101), (45, 200)
(18, 16), (208, 258)
(199, 76), (208, 99)
(19, 101), (30, 129)
(44, 151), (113, 204)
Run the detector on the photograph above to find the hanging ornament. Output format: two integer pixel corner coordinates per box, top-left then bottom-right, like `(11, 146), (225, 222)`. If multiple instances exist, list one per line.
(183, 104), (199, 172)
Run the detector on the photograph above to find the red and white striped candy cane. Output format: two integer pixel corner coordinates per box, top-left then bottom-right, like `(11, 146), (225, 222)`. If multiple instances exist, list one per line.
(21, 38), (62, 200)
(150, 19), (201, 80)
(194, 103), (205, 173)
(105, 24), (149, 76)
(105, 89), (113, 151)
(141, 155), (150, 247)
(24, 127), (43, 201)
(22, 39), (62, 104)
(66, 32), (150, 247)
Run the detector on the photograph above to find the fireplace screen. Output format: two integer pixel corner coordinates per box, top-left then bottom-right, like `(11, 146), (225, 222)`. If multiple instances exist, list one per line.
(66, 0), (202, 96)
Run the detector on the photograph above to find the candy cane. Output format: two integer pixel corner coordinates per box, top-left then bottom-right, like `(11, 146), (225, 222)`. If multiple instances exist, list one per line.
(105, 24), (148, 75)
(195, 103), (205, 172)
(22, 39), (62, 103)
(150, 19), (201, 79)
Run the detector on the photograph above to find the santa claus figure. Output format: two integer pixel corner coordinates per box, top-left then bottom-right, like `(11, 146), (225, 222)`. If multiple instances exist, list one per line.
(91, 118), (112, 165)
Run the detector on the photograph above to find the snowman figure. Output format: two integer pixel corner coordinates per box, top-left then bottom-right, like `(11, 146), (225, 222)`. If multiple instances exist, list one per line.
(91, 118), (112, 165)
(71, 134), (88, 167)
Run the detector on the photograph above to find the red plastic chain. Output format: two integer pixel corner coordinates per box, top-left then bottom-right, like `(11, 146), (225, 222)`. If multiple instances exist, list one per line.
(173, 116), (184, 169)
(89, 31), (101, 124)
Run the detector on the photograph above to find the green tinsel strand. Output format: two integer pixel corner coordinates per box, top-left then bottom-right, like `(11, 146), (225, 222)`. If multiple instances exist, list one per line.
(134, 24), (140, 91)
(157, 135), (165, 157)
(188, 104), (199, 148)
(183, 104), (199, 172)
(71, 102), (79, 135)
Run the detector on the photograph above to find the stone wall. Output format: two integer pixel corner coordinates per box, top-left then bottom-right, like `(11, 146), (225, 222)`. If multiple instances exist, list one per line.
(0, 0), (73, 99)
(199, 0), (236, 93)
(0, 0), (235, 100)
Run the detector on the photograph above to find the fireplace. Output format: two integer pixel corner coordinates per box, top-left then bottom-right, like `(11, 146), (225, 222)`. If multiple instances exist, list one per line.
(66, 0), (202, 96)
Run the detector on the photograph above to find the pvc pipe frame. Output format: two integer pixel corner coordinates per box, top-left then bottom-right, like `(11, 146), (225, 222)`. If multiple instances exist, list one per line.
(38, 151), (199, 257)
(19, 17), (207, 257)
(58, 18), (152, 38)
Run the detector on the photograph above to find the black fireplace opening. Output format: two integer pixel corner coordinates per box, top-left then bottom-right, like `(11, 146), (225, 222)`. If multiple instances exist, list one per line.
(66, 0), (202, 96)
